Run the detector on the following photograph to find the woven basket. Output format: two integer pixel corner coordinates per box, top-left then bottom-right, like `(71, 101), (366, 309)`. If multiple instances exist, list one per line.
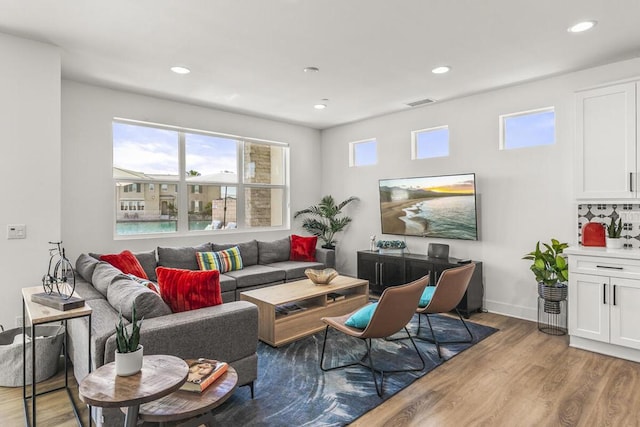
(0, 325), (65, 386)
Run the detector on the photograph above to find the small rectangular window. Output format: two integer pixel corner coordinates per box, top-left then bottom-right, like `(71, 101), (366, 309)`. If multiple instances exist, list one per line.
(349, 139), (377, 167)
(411, 126), (449, 159)
(500, 107), (555, 150)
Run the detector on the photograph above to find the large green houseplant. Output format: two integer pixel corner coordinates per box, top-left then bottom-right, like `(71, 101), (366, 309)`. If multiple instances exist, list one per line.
(522, 238), (569, 314)
(294, 195), (359, 249)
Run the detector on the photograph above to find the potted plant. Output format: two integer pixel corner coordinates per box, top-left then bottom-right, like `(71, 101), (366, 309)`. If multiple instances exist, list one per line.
(522, 238), (568, 314)
(606, 217), (623, 249)
(294, 195), (359, 249)
(114, 303), (144, 376)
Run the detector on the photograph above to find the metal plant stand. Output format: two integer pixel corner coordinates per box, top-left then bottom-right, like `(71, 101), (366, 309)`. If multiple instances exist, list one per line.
(537, 297), (567, 336)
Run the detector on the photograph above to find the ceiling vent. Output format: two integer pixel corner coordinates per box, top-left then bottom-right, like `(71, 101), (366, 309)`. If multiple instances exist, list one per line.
(406, 98), (436, 107)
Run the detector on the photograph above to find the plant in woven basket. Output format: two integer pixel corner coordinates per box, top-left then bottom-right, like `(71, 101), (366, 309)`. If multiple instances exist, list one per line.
(115, 303), (143, 353)
(522, 238), (568, 287)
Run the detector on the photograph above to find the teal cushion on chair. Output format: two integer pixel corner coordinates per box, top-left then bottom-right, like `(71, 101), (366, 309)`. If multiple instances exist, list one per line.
(344, 302), (378, 329)
(419, 286), (436, 308)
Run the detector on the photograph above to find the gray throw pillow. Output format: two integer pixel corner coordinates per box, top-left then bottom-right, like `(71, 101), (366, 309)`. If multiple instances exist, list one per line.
(157, 243), (212, 271)
(213, 240), (258, 266)
(258, 237), (291, 264)
(107, 276), (171, 321)
(76, 253), (101, 283)
(91, 262), (127, 297)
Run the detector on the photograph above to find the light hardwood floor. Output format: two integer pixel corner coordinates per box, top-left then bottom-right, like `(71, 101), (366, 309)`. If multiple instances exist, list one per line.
(1, 312), (639, 426)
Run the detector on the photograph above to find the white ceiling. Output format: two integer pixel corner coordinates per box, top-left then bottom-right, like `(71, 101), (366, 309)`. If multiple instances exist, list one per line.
(1, 1), (639, 129)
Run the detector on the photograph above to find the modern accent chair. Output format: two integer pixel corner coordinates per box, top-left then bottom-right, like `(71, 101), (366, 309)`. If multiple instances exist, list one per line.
(415, 263), (476, 358)
(319, 275), (429, 396)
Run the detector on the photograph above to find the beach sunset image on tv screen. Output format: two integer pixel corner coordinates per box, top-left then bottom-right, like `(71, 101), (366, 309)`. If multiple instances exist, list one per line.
(378, 173), (478, 240)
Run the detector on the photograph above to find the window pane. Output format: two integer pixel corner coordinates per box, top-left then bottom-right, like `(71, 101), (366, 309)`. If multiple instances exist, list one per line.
(113, 122), (179, 178)
(245, 188), (284, 227)
(188, 185), (237, 231)
(352, 140), (377, 166)
(185, 133), (238, 182)
(244, 142), (286, 185)
(115, 181), (178, 235)
(414, 127), (449, 159)
(502, 109), (555, 149)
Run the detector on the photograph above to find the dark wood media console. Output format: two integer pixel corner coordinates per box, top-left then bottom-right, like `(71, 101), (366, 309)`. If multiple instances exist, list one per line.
(357, 250), (483, 318)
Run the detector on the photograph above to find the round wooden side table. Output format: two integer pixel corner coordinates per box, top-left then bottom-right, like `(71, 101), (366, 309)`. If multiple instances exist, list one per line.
(78, 354), (189, 427)
(136, 366), (238, 427)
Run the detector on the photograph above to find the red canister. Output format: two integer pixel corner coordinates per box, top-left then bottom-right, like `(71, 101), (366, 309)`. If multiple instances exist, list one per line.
(582, 222), (606, 247)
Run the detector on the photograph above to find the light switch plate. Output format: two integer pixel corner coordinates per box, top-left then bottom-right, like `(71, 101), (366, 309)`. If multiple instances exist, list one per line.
(7, 224), (26, 239)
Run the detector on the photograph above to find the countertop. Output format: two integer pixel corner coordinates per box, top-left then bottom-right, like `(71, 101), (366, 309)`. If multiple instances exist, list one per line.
(565, 246), (640, 260)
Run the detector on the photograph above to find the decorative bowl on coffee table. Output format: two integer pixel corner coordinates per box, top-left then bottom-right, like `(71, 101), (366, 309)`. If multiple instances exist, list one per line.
(305, 268), (338, 285)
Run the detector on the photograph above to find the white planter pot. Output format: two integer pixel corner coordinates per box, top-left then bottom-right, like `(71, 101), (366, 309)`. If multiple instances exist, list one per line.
(115, 345), (143, 376)
(606, 237), (624, 249)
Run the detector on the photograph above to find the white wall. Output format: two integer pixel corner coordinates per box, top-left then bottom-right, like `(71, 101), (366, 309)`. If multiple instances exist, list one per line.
(0, 33), (61, 329)
(320, 57), (640, 321)
(61, 81), (322, 261)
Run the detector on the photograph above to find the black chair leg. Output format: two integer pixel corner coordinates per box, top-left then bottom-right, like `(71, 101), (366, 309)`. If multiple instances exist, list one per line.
(415, 310), (474, 359)
(321, 326), (425, 397)
(248, 381), (255, 399)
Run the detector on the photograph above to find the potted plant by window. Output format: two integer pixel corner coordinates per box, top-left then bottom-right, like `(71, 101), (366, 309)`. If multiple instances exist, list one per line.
(606, 217), (623, 249)
(114, 303), (144, 376)
(522, 238), (568, 314)
(294, 195), (359, 249)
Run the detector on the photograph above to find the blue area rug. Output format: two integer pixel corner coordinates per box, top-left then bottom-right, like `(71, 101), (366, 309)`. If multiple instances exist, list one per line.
(211, 313), (497, 426)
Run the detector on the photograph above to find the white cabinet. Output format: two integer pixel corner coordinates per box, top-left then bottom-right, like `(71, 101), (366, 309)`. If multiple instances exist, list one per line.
(575, 82), (638, 199)
(567, 248), (640, 362)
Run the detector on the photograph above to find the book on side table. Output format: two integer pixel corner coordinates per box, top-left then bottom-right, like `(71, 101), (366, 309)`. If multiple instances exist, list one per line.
(180, 358), (229, 393)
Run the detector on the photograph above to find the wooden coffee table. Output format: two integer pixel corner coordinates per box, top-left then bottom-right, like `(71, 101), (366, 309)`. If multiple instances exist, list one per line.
(240, 275), (369, 346)
(136, 366), (238, 427)
(78, 355), (189, 427)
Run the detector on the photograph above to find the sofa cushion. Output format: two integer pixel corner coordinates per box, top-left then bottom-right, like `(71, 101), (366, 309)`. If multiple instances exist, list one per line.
(73, 277), (106, 301)
(197, 247), (243, 273)
(290, 235), (318, 262)
(213, 240), (258, 266)
(100, 250), (149, 279)
(107, 276), (171, 321)
(157, 243), (212, 271)
(92, 262), (128, 297)
(224, 264), (286, 288)
(156, 267), (222, 313)
(76, 253), (101, 283)
(267, 260), (325, 281)
(258, 237), (290, 264)
(219, 274), (237, 293)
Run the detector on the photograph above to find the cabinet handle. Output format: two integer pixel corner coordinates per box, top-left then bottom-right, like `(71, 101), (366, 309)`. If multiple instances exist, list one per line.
(631, 172), (634, 193)
(603, 283), (607, 304)
(380, 263), (384, 286)
(596, 265), (623, 270)
(613, 285), (617, 306)
(374, 262), (379, 285)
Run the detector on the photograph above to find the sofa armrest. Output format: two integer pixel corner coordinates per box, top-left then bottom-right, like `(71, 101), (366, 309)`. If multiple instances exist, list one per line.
(316, 248), (335, 268)
(104, 301), (258, 366)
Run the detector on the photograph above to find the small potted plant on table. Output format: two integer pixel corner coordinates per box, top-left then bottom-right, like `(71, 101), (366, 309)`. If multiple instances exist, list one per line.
(606, 217), (624, 249)
(114, 303), (144, 376)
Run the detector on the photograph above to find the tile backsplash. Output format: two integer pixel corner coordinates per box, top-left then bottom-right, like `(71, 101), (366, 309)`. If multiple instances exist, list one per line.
(578, 203), (640, 248)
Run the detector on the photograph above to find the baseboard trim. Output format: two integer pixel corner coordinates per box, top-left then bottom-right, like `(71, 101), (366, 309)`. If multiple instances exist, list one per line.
(483, 299), (536, 322)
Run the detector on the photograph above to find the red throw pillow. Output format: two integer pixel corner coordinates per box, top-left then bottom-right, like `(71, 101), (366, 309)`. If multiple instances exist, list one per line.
(290, 235), (318, 262)
(100, 250), (149, 279)
(156, 267), (222, 313)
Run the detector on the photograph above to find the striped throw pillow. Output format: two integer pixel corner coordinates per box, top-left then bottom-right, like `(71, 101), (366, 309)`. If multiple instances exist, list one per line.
(196, 247), (243, 273)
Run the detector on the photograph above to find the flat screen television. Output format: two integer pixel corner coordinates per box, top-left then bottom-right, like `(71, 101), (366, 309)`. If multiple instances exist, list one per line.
(378, 173), (478, 240)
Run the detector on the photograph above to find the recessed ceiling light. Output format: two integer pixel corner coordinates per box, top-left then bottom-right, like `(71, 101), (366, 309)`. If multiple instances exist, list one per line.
(568, 21), (597, 33)
(304, 67), (320, 73)
(432, 66), (451, 74)
(171, 66), (191, 74)
(314, 104), (327, 110)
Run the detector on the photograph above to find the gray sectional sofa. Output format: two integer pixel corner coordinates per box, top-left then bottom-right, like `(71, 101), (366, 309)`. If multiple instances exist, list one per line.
(66, 237), (334, 426)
